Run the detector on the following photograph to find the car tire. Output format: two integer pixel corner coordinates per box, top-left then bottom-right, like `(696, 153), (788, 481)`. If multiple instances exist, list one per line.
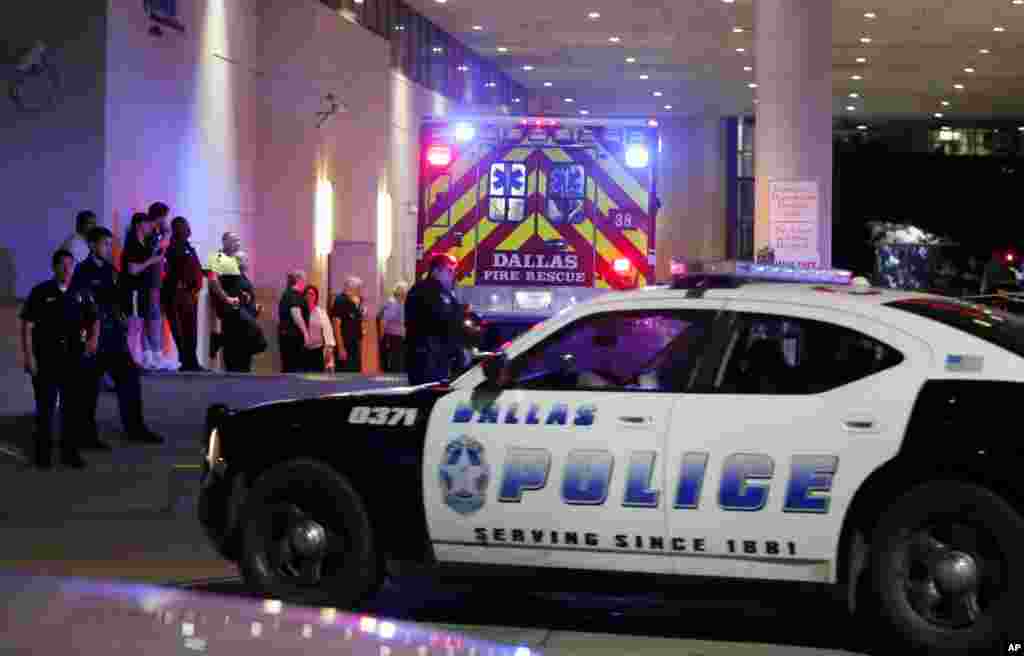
(239, 458), (382, 607)
(869, 480), (1021, 653)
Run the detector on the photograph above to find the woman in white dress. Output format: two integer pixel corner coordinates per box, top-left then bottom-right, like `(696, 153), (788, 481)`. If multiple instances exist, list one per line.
(302, 285), (336, 373)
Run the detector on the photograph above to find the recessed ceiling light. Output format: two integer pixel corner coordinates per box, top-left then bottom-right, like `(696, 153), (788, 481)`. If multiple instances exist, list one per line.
(564, 97), (574, 102)
(849, 92), (860, 98)
(432, 47), (443, 53)
(472, 25), (483, 31)
(847, 105), (856, 111)
(851, 75), (863, 80)
(457, 65), (469, 72)
(664, 104), (673, 110)
(513, 97), (521, 103)
(1014, 0), (1023, 5)
(934, 112), (944, 118)
(954, 83), (965, 89)
(653, 91), (663, 96)
(609, 36), (621, 43)
(625, 57), (636, 63)
(588, 11), (601, 19)
(856, 57), (867, 63)
(860, 37), (872, 43)
(964, 67), (975, 73)
(864, 12), (876, 19)
(497, 47), (508, 52)
(580, 109), (590, 115)
(941, 100), (951, 106)
(722, 0), (734, 3)
(435, 0), (446, 4)
(485, 82), (496, 88)
(639, 74), (649, 80)
(522, 65), (534, 71)
(733, 27), (744, 33)
(857, 125), (868, 130)
(979, 48), (991, 54)
(736, 47), (746, 53)
(544, 81), (553, 87)
(994, 26), (1006, 32)
(744, 65), (753, 71)
(748, 82), (758, 88)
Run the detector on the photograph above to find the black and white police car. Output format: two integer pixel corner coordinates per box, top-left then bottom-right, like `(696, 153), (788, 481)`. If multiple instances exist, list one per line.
(199, 260), (1024, 653)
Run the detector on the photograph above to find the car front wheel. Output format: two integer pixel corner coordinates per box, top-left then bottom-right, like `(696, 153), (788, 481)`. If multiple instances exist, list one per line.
(870, 480), (1022, 652)
(239, 459), (382, 607)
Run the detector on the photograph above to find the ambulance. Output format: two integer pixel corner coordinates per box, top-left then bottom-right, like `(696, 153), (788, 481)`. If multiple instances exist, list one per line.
(415, 115), (662, 346)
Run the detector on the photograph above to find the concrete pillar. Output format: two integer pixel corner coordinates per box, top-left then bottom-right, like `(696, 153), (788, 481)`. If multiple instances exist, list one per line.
(754, 0), (833, 267)
(655, 113), (728, 281)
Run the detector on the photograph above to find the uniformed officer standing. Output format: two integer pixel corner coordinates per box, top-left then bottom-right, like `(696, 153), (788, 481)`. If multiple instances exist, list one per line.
(71, 227), (164, 446)
(404, 254), (468, 385)
(19, 249), (99, 469)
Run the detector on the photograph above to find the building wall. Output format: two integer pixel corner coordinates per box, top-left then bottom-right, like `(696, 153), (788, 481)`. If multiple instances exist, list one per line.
(0, 0), (108, 299)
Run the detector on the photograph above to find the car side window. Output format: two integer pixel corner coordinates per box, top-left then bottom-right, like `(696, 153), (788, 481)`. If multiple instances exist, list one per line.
(509, 310), (715, 393)
(714, 313), (904, 395)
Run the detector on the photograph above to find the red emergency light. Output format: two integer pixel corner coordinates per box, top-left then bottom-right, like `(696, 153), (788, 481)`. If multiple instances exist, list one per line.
(1007, 252), (1016, 264)
(520, 118), (560, 127)
(426, 144), (452, 167)
(613, 258), (631, 273)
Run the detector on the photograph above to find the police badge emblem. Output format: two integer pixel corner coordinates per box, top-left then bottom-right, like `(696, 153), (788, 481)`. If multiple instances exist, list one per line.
(439, 436), (490, 515)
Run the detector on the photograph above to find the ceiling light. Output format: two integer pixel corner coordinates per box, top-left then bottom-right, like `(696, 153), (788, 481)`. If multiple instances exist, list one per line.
(588, 11), (601, 19)
(626, 57), (636, 63)
(522, 65), (534, 71)
(485, 82), (497, 88)
(934, 113), (944, 118)
(941, 100), (951, 106)
(864, 12), (876, 19)
(964, 67), (975, 73)
(609, 36), (621, 43)
(580, 109), (590, 115)
(857, 125), (868, 130)
(736, 47), (746, 53)
(860, 36), (872, 43)
(513, 97), (521, 103)
(979, 48), (991, 54)
(457, 65), (469, 72)
(472, 25), (483, 31)
(1018, 126), (1024, 131)
(856, 57), (867, 63)
(743, 65), (753, 71)
(544, 82), (552, 86)
(748, 82), (758, 88)
(653, 91), (663, 96)
(564, 97), (574, 103)
(851, 75), (863, 80)
(497, 47), (508, 52)
(664, 104), (673, 110)
(722, 0), (734, 3)
(639, 74), (649, 79)
(847, 105), (856, 111)
(432, 46), (443, 53)
(1014, 0), (1023, 5)
(940, 126), (951, 130)
(435, 0), (446, 4)
(733, 27), (744, 33)
(994, 26), (1006, 32)
(849, 92), (860, 98)
(954, 83), (965, 89)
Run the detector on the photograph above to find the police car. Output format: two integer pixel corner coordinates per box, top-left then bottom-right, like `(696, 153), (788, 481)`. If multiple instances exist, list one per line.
(199, 260), (1024, 653)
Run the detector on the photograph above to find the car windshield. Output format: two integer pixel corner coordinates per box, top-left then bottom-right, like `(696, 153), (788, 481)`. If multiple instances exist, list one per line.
(885, 297), (1024, 358)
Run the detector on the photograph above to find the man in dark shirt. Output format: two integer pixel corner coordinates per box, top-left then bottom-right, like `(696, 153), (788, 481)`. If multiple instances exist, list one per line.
(330, 276), (366, 373)
(19, 249), (99, 469)
(162, 217), (205, 372)
(278, 270), (310, 373)
(71, 227), (164, 446)
(405, 254), (467, 385)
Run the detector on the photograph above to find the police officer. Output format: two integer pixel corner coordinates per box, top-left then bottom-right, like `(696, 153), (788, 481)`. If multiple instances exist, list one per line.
(71, 227), (164, 446)
(19, 249), (99, 469)
(404, 254), (469, 385)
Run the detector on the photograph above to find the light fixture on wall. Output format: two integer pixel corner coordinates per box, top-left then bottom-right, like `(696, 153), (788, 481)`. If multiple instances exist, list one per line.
(315, 177), (334, 257)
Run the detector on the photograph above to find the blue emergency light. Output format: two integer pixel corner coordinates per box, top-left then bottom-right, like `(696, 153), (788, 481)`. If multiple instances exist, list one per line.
(671, 259), (854, 289)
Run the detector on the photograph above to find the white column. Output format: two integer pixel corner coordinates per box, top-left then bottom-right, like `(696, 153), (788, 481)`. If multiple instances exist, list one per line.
(754, 0), (833, 267)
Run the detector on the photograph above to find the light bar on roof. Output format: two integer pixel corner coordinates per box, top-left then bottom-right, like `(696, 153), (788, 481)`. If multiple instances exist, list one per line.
(672, 258), (854, 285)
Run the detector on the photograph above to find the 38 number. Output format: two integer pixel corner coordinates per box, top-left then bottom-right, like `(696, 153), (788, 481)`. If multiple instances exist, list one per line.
(614, 212), (634, 228)
(348, 406), (418, 427)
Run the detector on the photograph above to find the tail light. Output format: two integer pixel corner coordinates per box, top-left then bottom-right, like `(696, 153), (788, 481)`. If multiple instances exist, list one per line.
(613, 258), (631, 273)
(426, 144), (452, 167)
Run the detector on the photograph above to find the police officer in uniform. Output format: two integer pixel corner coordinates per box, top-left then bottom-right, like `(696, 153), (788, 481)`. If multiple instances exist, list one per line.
(19, 249), (100, 469)
(404, 254), (469, 385)
(71, 227), (164, 446)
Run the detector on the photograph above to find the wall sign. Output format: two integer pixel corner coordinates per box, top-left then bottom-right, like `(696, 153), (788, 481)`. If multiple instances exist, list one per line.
(768, 180), (819, 268)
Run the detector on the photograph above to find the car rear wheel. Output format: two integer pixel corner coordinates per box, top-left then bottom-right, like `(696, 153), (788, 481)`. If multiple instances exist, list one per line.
(870, 481), (1021, 653)
(239, 459), (382, 607)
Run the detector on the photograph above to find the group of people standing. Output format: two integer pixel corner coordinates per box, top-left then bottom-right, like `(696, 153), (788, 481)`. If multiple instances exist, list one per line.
(277, 271), (369, 374)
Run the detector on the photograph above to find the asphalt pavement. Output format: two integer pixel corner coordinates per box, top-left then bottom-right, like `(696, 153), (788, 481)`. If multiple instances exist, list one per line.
(0, 365), (877, 656)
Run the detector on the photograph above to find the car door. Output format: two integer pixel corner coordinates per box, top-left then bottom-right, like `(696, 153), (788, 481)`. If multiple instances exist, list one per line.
(423, 300), (722, 574)
(664, 300), (933, 583)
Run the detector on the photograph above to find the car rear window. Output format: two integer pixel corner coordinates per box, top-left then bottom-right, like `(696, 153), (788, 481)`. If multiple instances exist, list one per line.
(885, 298), (1024, 358)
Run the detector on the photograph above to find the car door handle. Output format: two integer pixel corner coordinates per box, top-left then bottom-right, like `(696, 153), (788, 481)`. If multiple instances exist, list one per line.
(843, 418), (879, 432)
(618, 415), (653, 426)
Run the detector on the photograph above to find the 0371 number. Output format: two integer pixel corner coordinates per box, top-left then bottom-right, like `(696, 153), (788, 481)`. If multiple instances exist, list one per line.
(348, 406), (418, 427)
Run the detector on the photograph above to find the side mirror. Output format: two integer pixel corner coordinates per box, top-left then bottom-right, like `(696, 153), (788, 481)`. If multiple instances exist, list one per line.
(482, 351), (508, 385)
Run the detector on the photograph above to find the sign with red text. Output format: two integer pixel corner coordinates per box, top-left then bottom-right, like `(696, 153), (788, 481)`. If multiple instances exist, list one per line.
(769, 180), (819, 267)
